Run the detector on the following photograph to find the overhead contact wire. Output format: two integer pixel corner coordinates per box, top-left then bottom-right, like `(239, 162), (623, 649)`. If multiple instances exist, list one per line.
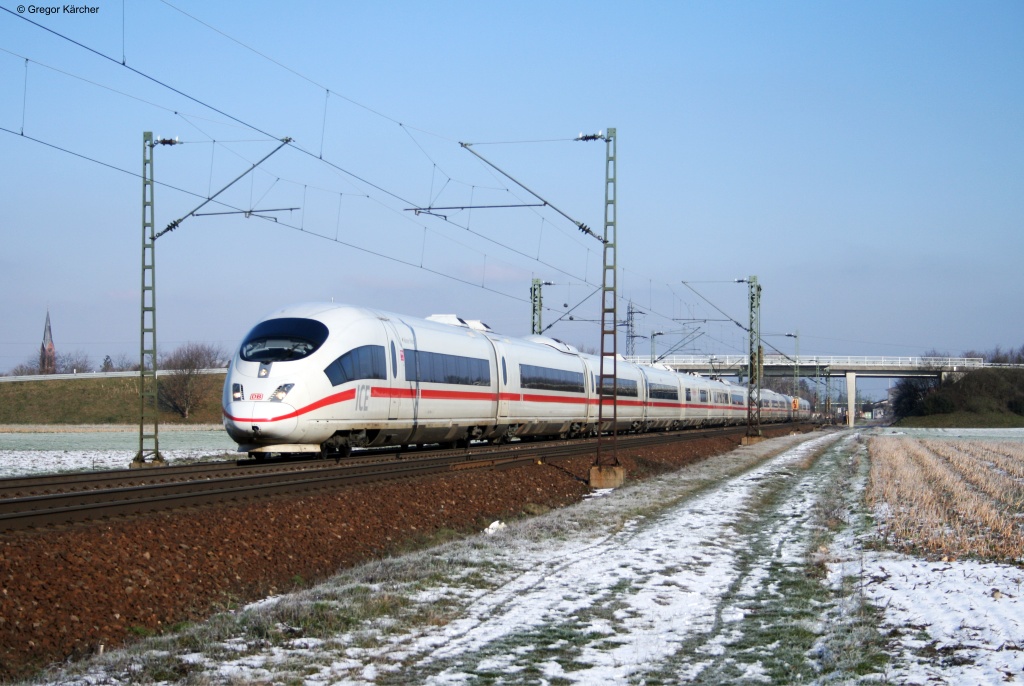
(3, 6), (600, 310)
(0, 123), (529, 304)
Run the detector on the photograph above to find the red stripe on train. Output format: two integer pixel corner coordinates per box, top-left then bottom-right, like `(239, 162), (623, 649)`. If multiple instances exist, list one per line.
(223, 388), (356, 423)
(226, 385), (771, 424)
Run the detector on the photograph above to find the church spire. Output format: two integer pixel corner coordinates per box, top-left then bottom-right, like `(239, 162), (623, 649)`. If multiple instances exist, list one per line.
(39, 311), (56, 374)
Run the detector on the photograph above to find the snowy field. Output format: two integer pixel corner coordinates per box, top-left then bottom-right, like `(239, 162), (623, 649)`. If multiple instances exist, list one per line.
(25, 428), (1024, 685)
(0, 425), (237, 476)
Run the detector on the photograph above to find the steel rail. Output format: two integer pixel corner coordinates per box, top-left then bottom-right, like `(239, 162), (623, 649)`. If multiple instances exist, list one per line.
(0, 443), (484, 498)
(0, 450), (533, 531)
(0, 423), (817, 532)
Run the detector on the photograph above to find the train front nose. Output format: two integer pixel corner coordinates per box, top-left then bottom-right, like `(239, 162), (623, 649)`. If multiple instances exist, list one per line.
(223, 400), (299, 443)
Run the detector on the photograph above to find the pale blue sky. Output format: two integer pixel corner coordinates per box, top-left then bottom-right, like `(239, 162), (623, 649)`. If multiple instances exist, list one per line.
(1, 0), (1021, 392)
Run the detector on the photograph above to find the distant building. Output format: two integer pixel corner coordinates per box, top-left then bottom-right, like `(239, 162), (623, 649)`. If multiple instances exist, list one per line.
(39, 311), (56, 374)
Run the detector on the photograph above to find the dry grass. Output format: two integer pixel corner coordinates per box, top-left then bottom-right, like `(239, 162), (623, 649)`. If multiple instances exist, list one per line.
(867, 436), (1024, 560)
(0, 375), (224, 424)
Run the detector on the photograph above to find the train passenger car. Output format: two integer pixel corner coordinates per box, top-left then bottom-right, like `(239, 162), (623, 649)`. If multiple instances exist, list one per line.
(490, 334), (592, 441)
(702, 378), (737, 427)
(575, 351), (648, 433)
(224, 304), (497, 455)
(677, 374), (711, 427)
(759, 389), (789, 423)
(723, 381), (749, 425)
(638, 364), (686, 430)
(795, 396), (812, 421)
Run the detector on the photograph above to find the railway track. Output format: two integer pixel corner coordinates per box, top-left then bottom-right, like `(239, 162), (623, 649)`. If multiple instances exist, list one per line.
(0, 424), (815, 532)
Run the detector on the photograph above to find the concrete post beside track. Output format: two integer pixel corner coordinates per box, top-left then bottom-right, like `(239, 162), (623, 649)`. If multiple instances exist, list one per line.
(846, 372), (856, 427)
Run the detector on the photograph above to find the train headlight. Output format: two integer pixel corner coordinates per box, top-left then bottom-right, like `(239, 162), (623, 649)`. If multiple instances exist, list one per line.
(270, 383), (294, 402)
(232, 383), (244, 401)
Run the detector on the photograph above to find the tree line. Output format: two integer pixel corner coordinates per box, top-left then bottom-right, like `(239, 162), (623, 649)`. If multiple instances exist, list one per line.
(892, 343), (1024, 419)
(4, 344), (227, 377)
(959, 344), (1024, 365)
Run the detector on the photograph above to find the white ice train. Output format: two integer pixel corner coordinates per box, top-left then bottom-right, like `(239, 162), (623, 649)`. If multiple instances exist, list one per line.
(222, 303), (811, 458)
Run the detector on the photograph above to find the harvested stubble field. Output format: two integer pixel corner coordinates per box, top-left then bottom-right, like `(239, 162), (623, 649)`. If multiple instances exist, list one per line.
(867, 435), (1024, 560)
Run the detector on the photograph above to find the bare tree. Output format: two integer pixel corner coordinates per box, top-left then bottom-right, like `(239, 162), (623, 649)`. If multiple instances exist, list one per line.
(100, 352), (138, 372)
(55, 350), (93, 374)
(961, 344), (1024, 365)
(5, 356), (39, 376)
(113, 352), (138, 371)
(158, 342), (228, 418)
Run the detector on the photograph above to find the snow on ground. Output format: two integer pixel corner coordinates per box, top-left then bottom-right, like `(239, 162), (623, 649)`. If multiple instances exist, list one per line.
(404, 433), (842, 684)
(27, 428), (1024, 685)
(828, 550), (1024, 685)
(0, 449), (228, 476)
(825, 427), (1024, 685)
(0, 425), (236, 476)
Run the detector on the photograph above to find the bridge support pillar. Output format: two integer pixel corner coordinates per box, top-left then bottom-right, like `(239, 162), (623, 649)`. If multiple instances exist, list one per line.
(846, 372), (856, 427)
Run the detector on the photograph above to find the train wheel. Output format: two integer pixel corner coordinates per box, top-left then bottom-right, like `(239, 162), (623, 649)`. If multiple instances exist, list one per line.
(323, 445), (352, 461)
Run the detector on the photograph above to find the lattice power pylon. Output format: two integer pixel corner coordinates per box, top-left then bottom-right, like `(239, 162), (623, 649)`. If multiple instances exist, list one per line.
(135, 131), (163, 466)
(746, 275), (762, 438)
(592, 127), (623, 486)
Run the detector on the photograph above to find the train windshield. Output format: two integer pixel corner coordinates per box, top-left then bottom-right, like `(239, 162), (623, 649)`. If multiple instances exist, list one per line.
(240, 318), (329, 362)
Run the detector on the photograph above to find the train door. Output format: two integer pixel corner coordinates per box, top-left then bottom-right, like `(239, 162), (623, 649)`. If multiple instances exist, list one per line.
(637, 370), (649, 426)
(485, 338), (510, 425)
(380, 317), (413, 421)
(580, 356), (600, 427)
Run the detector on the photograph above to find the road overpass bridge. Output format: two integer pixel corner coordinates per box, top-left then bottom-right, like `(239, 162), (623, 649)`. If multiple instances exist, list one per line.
(624, 355), (986, 426)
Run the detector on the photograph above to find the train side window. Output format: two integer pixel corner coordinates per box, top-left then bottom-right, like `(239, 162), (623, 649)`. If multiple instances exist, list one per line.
(324, 345), (386, 386)
(649, 383), (678, 400)
(613, 378), (639, 397)
(685, 388), (692, 402)
(520, 364), (585, 393)
(390, 341), (397, 378)
(501, 357), (507, 385)
(404, 350), (490, 386)
(454, 356), (472, 385)
(699, 389), (708, 403)
(596, 376), (639, 397)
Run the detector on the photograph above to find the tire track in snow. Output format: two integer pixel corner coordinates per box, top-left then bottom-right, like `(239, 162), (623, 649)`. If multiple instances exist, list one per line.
(404, 432), (843, 683)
